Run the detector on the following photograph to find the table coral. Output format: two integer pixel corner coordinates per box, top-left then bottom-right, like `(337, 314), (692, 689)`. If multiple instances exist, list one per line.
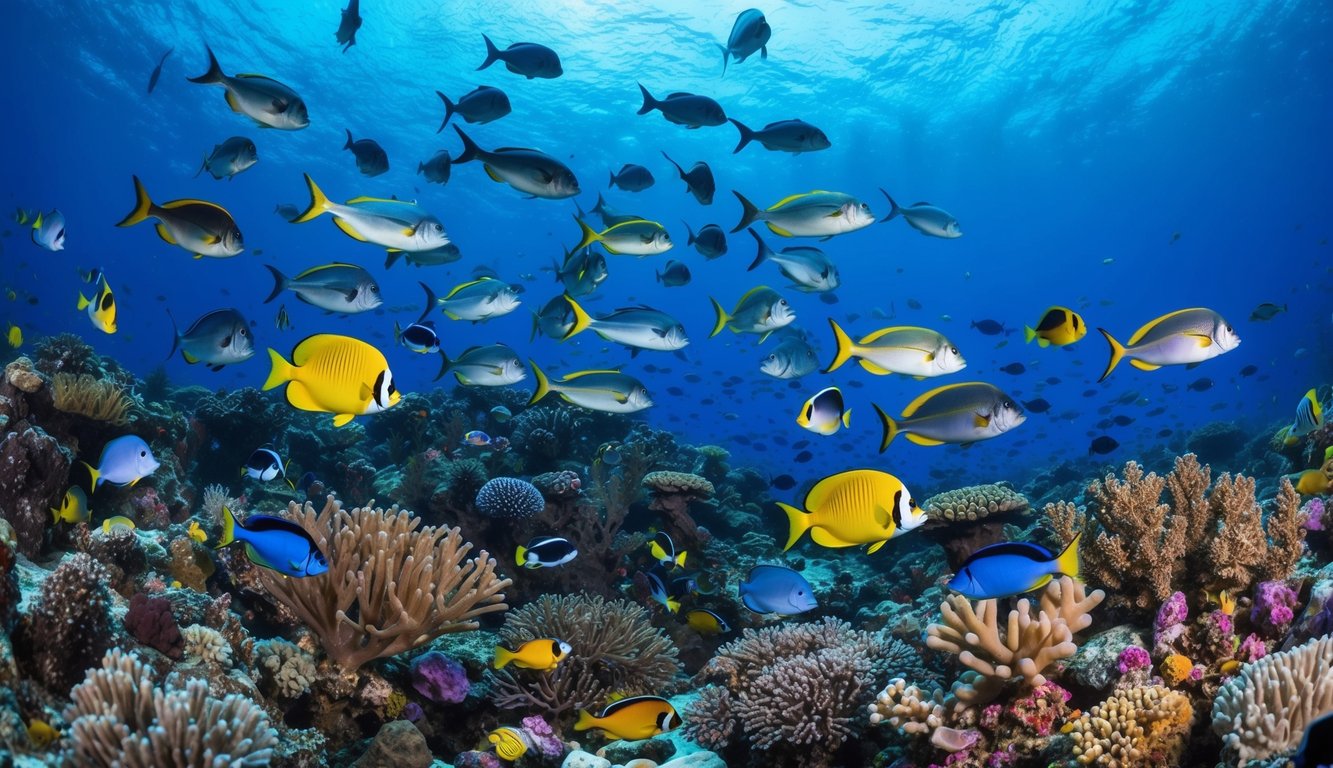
(1045, 454), (1305, 617)
(643, 470), (715, 548)
(1210, 634), (1333, 762)
(926, 576), (1104, 706)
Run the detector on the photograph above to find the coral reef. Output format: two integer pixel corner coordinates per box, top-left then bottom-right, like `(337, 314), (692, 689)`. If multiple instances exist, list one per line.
(256, 497), (511, 670)
(51, 371), (137, 425)
(1045, 454), (1305, 617)
(16, 552), (114, 693)
(1211, 634), (1333, 762)
(475, 476), (545, 519)
(124, 592), (184, 659)
(643, 470), (715, 549)
(0, 425), (71, 556)
(490, 593), (681, 719)
(1067, 684), (1194, 766)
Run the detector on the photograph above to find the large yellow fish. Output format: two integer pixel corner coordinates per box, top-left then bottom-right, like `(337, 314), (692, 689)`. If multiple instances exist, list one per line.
(778, 469), (927, 553)
(492, 638), (572, 671)
(263, 334), (400, 427)
(574, 696), (682, 741)
(1294, 469), (1330, 496)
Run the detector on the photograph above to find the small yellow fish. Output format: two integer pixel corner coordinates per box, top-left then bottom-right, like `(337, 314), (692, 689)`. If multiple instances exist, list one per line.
(6, 323), (21, 348)
(574, 695), (682, 741)
(51, 486), (91, 525)
(493, 638), (572, 671)
(27, 719), (59, 748)
(102, 515), (137, 534)
(187, 520), (208, 543)
(487, 726), (529, 761)
(1024, 306), (1087, 348)
(77, 271), (117, 334)
(685, 608), (730, 636)
(1294, 469), (1330, 496)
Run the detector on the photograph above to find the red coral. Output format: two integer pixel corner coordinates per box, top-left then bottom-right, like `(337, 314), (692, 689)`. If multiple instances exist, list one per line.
(124, 593), (183, 659)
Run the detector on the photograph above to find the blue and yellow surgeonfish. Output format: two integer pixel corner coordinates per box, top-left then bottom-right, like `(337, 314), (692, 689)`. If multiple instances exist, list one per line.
(217, 506), (328, 577)
(947, 533), (1081, 600)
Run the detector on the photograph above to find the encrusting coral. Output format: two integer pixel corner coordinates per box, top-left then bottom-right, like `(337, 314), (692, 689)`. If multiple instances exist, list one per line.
(926, 576), (1104, 706)
(1067, 683), (1194, 766)
(50, 371), (137, 425)
(1045, 453), (1305, 617)
(490, 592), (681, 718)
(63, 647), (277, 767)
(922, 483), (1030, 522)
(1210, 633), (1333, 762)
(255, 496), (511, 670)
(687, 617), (922, 768)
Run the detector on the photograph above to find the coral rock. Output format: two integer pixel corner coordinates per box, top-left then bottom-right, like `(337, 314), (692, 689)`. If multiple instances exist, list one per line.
(20, 552), (112, 692)
(4, 357), (44, 393)
(475, 476), (545, 519)
(922, 482), (1029, 522)
(0, 426), (72, 557)
(351, 720), (432, 768)
(123, 593), (183, 659)
(1068, 684), (1193, 766)
(561, 750), (611, 768)
(410, 650), (470, 704)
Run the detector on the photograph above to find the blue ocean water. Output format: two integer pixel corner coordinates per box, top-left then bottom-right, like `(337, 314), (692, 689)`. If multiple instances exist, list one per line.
(2, 0), (1330, 491)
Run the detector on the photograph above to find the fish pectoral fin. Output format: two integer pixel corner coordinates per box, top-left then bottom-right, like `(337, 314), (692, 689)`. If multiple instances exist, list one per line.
(905, 433), (946, 446)
(857, 359), (892, 375)
(873, 505), (890, 528)
(401, 226), (417, 237)
(973, 412), (991, 428)
(1188, 334), (1212, 347)
(333, 217), (369, 242)
(1129, 360), (1162, 371)
(203, 233), (221, 244)
(825, 209), (843, 218)
(866, 540), (888, 555)
(182, 350), (199, 364)
(155, 223), (177, 245)
(359, 382), (373, 400)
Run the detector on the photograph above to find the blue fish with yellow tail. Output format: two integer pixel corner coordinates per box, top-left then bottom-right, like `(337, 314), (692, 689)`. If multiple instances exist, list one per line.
(947, 533), (1082, 600)
(217, 506), (328, 577)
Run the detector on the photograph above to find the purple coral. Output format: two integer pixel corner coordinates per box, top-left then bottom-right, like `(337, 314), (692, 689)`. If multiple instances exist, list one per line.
(1236, 633), (1268, 663)
(410, 651), (470, 704)
(1302, 498), (1325, 531)
(1153, 591), (1189, 652)
(520, 715), (564, 758)
(1117, 646), (1151, 675)
(124, 593), (183, 659)
(1250, 580), (1299, 636)
(474, 477), (544, 519)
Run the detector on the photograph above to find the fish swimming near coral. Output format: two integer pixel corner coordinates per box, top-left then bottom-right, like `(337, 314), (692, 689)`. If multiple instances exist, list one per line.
(101, 516), (137, 534)
(874, 382), (1026, 450)
(528, 362), (652, 413)
(516, 536), (578, 569)
(645, 567), (682, 613)
(487, 727), (529, 761)
(648, 531), (687, 569)
(778, 469), (926, 553)
(947, 533), (1082, 599)
(76, 269), (117, 334)
(84, 435), (160, 488)
(169, 308), (254, 370)
(51, 486), (90, 525)
(492, 638), (571, 671)
(1097, 308), (1240, 382)
(243, 446), (292, 485)
(738, 564), (817, 615)
(709, 286), (795, 341)
(684, 608), (731, 636)
(265, 263), (382, 315)
(574, 696), (682, 741)
(217, 506), (328, 577)
(263, 333), (401, 427)
(439, 344), (526, 386)
(1276, 388), (1323, 446)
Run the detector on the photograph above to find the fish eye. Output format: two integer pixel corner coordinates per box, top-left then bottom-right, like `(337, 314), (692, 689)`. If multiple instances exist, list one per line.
(949, 346), (958, 354)
(139, 450), (147, 457)
(433, 223), (444, 233)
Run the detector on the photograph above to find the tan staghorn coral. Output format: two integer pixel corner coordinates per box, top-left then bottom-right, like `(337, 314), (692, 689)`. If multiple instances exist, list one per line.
(1045, 454), (1305, 616)
(1067, 684), (1193, 766)
(1211, 634), (1333, 762)
(867, 678), (946, 734)
(256, 496), (510, 670)
(489, 592), (681, 718)
(63, 647), (276, 767)
(926, 576), (1104, 706)
(51, 372), (136, 425)
(922, 483), (1029, 522)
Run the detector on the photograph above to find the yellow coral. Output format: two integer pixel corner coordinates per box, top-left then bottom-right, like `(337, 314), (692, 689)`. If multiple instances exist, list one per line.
(51, 372), (136, 425)
(1068, 684), (1193, 766)
(384, 690), (407, 720)
(1160, 654), (1192, 686)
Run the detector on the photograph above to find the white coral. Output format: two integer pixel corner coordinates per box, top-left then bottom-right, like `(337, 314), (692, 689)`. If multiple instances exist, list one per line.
(181, 624), (232, 668)
(1211, 634), (1333, 761)
(255, 638), (316, 700)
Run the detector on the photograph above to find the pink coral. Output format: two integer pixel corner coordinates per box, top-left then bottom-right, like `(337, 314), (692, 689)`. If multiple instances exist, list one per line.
(1010, 681), (1071, 736)
(1302, 498), (1325, 531)
(1236, 633), (1267, 663)
(1118, 645), (1151, 674)
(1250, 580), (1299, 636)
(520, 715), (563, 758)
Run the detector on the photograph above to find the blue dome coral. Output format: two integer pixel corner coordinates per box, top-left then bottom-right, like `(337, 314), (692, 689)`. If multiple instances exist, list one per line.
(475, 477), (545, 519)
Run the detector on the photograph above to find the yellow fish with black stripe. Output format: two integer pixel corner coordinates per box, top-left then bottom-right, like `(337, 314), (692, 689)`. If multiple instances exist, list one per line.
(76, 269), (117, 334)
(1276, 388), (1323, 446)
(487, 727), (529, 760)
(574, 695), (682, 741)
(263, 334), (401, 427)
(115, 175), (243, 259)
(1024, 306), (1086, 347)
(493, 638), (572, 671)
(778, 469), (927, 554)
(51, 486), (91, 525)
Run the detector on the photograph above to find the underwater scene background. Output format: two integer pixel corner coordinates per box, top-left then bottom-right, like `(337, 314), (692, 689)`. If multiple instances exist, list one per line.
(1, 0), (1331, 766)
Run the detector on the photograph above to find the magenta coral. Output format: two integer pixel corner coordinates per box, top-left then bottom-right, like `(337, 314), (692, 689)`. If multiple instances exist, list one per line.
(1302, 498), (1325, 531)
(1117, 646), (1151, 674)
(520, 715), (564, 758)
(1250, 580), (1299, 636)
(1153, 592), (1189, 652)
(1236, 633), (1268, 663)
(1010, 681), (1071, 737)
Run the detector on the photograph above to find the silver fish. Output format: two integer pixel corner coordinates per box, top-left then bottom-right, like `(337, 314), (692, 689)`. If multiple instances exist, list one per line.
(196, 136), (257, 180)
(730, 119), (830, 154)
(264, 263), (381, 314)
(16, 208), (65, 251)
(116, 176), (243, 259)
(529, 363), (653, 413)
(746, 228), (838, 292)
(563, 297), (689, 354)
(554, 247), (609, 297)
(1098, 308), (1240, 381)
(293, 175), (449, 253)
(720, 9), (771, 74)
(880, 190), (961, 238)
(170, 308), (254, 370)
(452, 126), (578, 199)
(761, 333), (819, 379)
(875, 382), (1025, 450)
(426, 278), (521, 322)
(187, 45), (309, 130)
(710, 286), (795, 341)
(531, 294), (576, 341)
(440, 344), (526, 386)
(733, 190), (875, 239)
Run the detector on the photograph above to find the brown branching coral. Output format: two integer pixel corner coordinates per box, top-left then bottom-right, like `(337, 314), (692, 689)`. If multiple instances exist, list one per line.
(1210, 634), (1333, 762)
(687, 618), (922, 768)
(489, 593), (681, 719)
(51, 372), (137, 425)
(1045, 454), (1306, 616)
(926, 576), (1103, 706)
(1067, 684), (1193, 766)
(63, 647), (277, 767)
(256, 496), (511, 670)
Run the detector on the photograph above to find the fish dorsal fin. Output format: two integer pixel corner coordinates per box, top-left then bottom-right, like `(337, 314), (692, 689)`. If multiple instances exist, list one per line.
(963, 541), (1053, 565)
(598, 695), (664, 718)
(859, 326), (935, 348)
(234, 73), (275, 80)
(911, 201), (932, 207)
(161, 198), (229, 213)
(295, 262), (360, 278)
(333, 217), (369, 241)
(735, 285), (772, 308)
(561, 369), (621, 380)
(493, 146), (538, 153)
(345, 195), (405, 205)
(901, 382), (985, 418)
(444, 278), (494, 298)
(1126, 307), (1209, 346)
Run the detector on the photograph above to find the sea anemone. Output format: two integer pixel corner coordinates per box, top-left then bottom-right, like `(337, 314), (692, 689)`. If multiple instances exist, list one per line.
(475, 477), (545, 520)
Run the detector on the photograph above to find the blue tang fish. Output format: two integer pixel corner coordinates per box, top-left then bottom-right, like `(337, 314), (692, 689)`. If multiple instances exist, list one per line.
(738, 564), (817, 615)
(83, 436), (161, 488)
(218, 506), (328, 577)
(947, 533), (1082, 600)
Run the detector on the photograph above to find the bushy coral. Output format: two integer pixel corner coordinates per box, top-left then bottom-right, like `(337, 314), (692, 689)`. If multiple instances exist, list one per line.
(18, 552), (113, 692)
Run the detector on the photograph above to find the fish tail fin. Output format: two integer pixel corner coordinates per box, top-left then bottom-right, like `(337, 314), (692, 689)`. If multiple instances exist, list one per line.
(293, 174), (330, 223)
(1305, 388), (1323, 423)
(1055, 531), (1081, 580)
(435, 91), (454, 132)
(778, 502), (811, 551)
(874, 404), (899, 453)
(82, 461), (102, 489)
(478, 33), (501, 71)
(343, 128), (354, 150)
(385, 250), (402, 269)
(392, 321), (402, 344)
(824, 318), (856, 372)
(592, 192), (607, 216)
(842, 408), (852, 428)
(417, 281), (437, 323)
(676, 551), (687, 568)
(515, 546), (528, 567)
(1097, 328), (1125, 382)
(573, 710), (596, 732)
(263, 264), (288, 303)
(562, 295), (593, 340)
(166, 309), (180, 362)
(608, 170), (616, 189)
(528, 360), (551, 405)
(434, 351), (450, 382)
(186, 44), (224, 84)
(709, 297), (729, 338)
(745, 227), (771, 271)
(730, 190), (759, 232)
(729, 118), (755, 153)
(718, 43), (730, 74)
(1024, 325), (1036, 344)
(217, 505), (238, 548)
(878, 188), (901, 223)
(574, 217), (602, 251)
(263, 348), (295, 391)
(492, 646), (513, 669)
(194, 154), (207, 178)
(77, 292), (90, 311)
(636, 82), (658, 115)
(681, 219), (696, 245)
(116, 175), (155, 227)
(654, 268), (662, 284)
(452, 125), (481, 164)
(530, 310), (542, 341)
(667, 597), (681, 613)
